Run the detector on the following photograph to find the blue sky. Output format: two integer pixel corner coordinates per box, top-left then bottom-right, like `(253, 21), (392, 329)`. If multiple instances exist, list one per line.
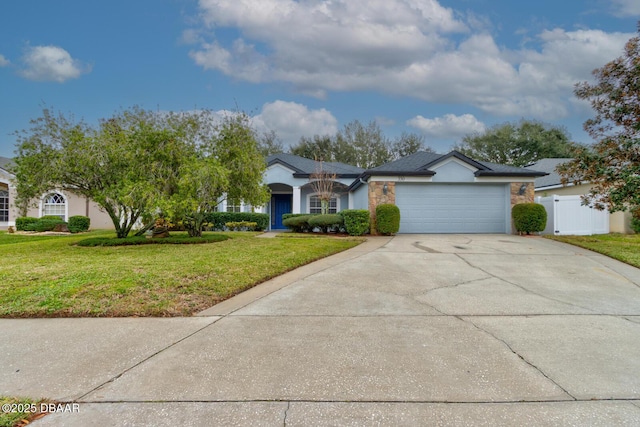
(0, 0), (638, 158)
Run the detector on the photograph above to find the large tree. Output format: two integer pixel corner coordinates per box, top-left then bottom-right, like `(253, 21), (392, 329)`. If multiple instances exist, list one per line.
(454, 119), (576, 167)
(13, 107), (268, 237)
(558, 23), (640, 213)
(289, 120), (428, 168)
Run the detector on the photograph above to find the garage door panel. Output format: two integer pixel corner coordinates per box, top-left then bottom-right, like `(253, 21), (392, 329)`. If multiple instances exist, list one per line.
(395, 183), (507, 233)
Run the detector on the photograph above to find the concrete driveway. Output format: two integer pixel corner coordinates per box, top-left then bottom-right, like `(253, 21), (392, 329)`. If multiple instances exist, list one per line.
(2, 234), (640, 426)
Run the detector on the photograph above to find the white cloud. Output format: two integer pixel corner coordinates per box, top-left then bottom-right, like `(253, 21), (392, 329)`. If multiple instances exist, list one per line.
(611, 0), (640, 16)
(188, 0), (633, 119)
(0, 54), (9, 67)
(19, 45), (90, 82)
(407, 114), (486, 139)
(251, 100), (338, 146)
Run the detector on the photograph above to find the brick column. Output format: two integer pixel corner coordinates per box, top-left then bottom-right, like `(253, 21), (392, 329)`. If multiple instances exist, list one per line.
(368, 181), (396, 234)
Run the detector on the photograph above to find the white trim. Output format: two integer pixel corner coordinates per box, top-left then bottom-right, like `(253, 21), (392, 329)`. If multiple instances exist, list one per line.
(534, 182), (580, 191)
(307, 192), (340, 214)
(369, 176), (433, 183)
(292, 186), (301, 214)
(474, 177), (536, 183)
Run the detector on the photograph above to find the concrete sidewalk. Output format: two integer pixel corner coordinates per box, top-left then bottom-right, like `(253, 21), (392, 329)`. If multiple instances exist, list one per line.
(2, 234), (640, 426)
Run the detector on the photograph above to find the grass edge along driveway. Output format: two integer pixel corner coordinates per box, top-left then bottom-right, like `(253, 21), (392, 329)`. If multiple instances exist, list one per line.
(0, 231), (362, 318)
(546, 233), (640, 269)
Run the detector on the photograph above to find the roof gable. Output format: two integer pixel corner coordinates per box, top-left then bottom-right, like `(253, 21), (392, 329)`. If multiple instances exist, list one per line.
(367, 150), (547, 178)
(266, 153), (364, 177)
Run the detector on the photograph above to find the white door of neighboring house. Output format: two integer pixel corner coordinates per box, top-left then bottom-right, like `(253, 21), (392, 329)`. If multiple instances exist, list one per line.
(537, 195), (609, 235)
(395, 183), (509, 233)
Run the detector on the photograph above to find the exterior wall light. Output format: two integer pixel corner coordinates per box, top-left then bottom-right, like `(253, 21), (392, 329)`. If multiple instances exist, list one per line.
(518, 183), (527, 195)
(383, 183), (388, 195)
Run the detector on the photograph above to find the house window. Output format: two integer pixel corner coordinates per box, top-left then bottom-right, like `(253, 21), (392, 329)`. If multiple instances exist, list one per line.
(43, 192), (66, 220)
(309, 195), (337, 214)
(0, 190), (8, 222)
(226, 199), (241, 213)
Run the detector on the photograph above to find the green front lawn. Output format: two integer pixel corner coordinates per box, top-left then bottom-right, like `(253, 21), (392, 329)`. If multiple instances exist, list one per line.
(0, 231), (362, 317)
(546, 233), (640, 268)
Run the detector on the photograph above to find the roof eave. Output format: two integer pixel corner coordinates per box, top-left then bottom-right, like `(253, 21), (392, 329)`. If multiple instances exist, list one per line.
(475, 171), (549, 177)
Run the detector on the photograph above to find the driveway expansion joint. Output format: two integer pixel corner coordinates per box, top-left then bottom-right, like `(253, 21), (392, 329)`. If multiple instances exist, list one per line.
(76, 317), (223, 401)
(459, 316), (577, 401)
(455, 253), (599, 314)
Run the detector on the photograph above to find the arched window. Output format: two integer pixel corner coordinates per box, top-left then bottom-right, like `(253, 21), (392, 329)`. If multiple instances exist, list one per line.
(42, 192), (66, 220)
(0, 190), (8, 222)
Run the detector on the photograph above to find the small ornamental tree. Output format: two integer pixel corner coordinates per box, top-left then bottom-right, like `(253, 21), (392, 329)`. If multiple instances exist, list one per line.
(309, 161), (337, 215)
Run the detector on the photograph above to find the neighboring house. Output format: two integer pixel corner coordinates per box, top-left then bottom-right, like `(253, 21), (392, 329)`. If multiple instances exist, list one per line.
(525, 158), (632, 234)
(264, 151), (546, 234)
(0, 157), (13, 229)
(0, 156), (113, 230)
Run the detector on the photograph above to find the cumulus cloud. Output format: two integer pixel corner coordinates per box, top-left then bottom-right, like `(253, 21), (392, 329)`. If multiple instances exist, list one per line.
(0, 54), (9, 67)
(611, 0), (640, 16)
(407, 114), (486, 139)
(188, 0), (633, 119)
(251, 100), (338, 146)
(19, 45), (90, 82)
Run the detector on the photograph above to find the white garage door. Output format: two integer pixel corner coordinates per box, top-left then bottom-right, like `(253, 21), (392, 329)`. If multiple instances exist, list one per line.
(395, 183), (508, 233)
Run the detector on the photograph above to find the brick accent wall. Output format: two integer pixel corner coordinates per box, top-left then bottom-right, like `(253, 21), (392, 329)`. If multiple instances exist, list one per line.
(510, 182), (535, 206)
(510, 182), (535, 233)
(368, 181), (395, 234)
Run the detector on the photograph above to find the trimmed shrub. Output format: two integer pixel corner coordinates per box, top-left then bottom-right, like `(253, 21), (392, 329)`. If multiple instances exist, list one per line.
(281, 213), (311, 221)
(376, 204), (400, 235)
(24, 218), (66, 232)
(68, 215), (90, 233)
(308, 214), (344, 233)
(631, 207), (640, 234)
(40, 215), (65, 221)
(282, 215), (314, 232)
(205, 212), (269, 231)
(15, 217), (38, 231)
(340, 209), (370, 236)
(77, 233), (229, 247)
(224, 221), (258, 231)
(512, 203), (547, 234)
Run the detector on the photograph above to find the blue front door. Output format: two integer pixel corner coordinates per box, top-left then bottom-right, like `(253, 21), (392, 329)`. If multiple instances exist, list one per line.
(272, 194), (292, 229)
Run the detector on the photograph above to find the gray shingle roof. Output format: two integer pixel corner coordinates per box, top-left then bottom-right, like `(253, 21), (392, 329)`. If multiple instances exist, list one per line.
(368, 150), (546, 177)
(0, 156), (13, 173)
(266, 153), (364, 176)
(525, 158), (573, 188)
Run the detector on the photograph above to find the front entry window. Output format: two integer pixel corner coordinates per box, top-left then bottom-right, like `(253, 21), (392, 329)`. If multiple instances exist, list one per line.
(309, 195), (337, 214)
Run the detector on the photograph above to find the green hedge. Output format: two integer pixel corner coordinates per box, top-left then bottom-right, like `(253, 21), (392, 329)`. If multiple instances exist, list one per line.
(339, 209), (370, 236)
(68, 215), (90, 233)
(308, 214), (344, 233)
(512, 203), (547, 234)
(204, 212), (269, 231)
(24, 218), (66, 232)
(15, 217), (38, 231)
(224, 221), (258, 231)
(281, 213), (311, 221)
(376, 204), (400, 235)
(282, 215), (315, 232)
(40, 215), (65, 221)
(77, 234), (230, 247)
